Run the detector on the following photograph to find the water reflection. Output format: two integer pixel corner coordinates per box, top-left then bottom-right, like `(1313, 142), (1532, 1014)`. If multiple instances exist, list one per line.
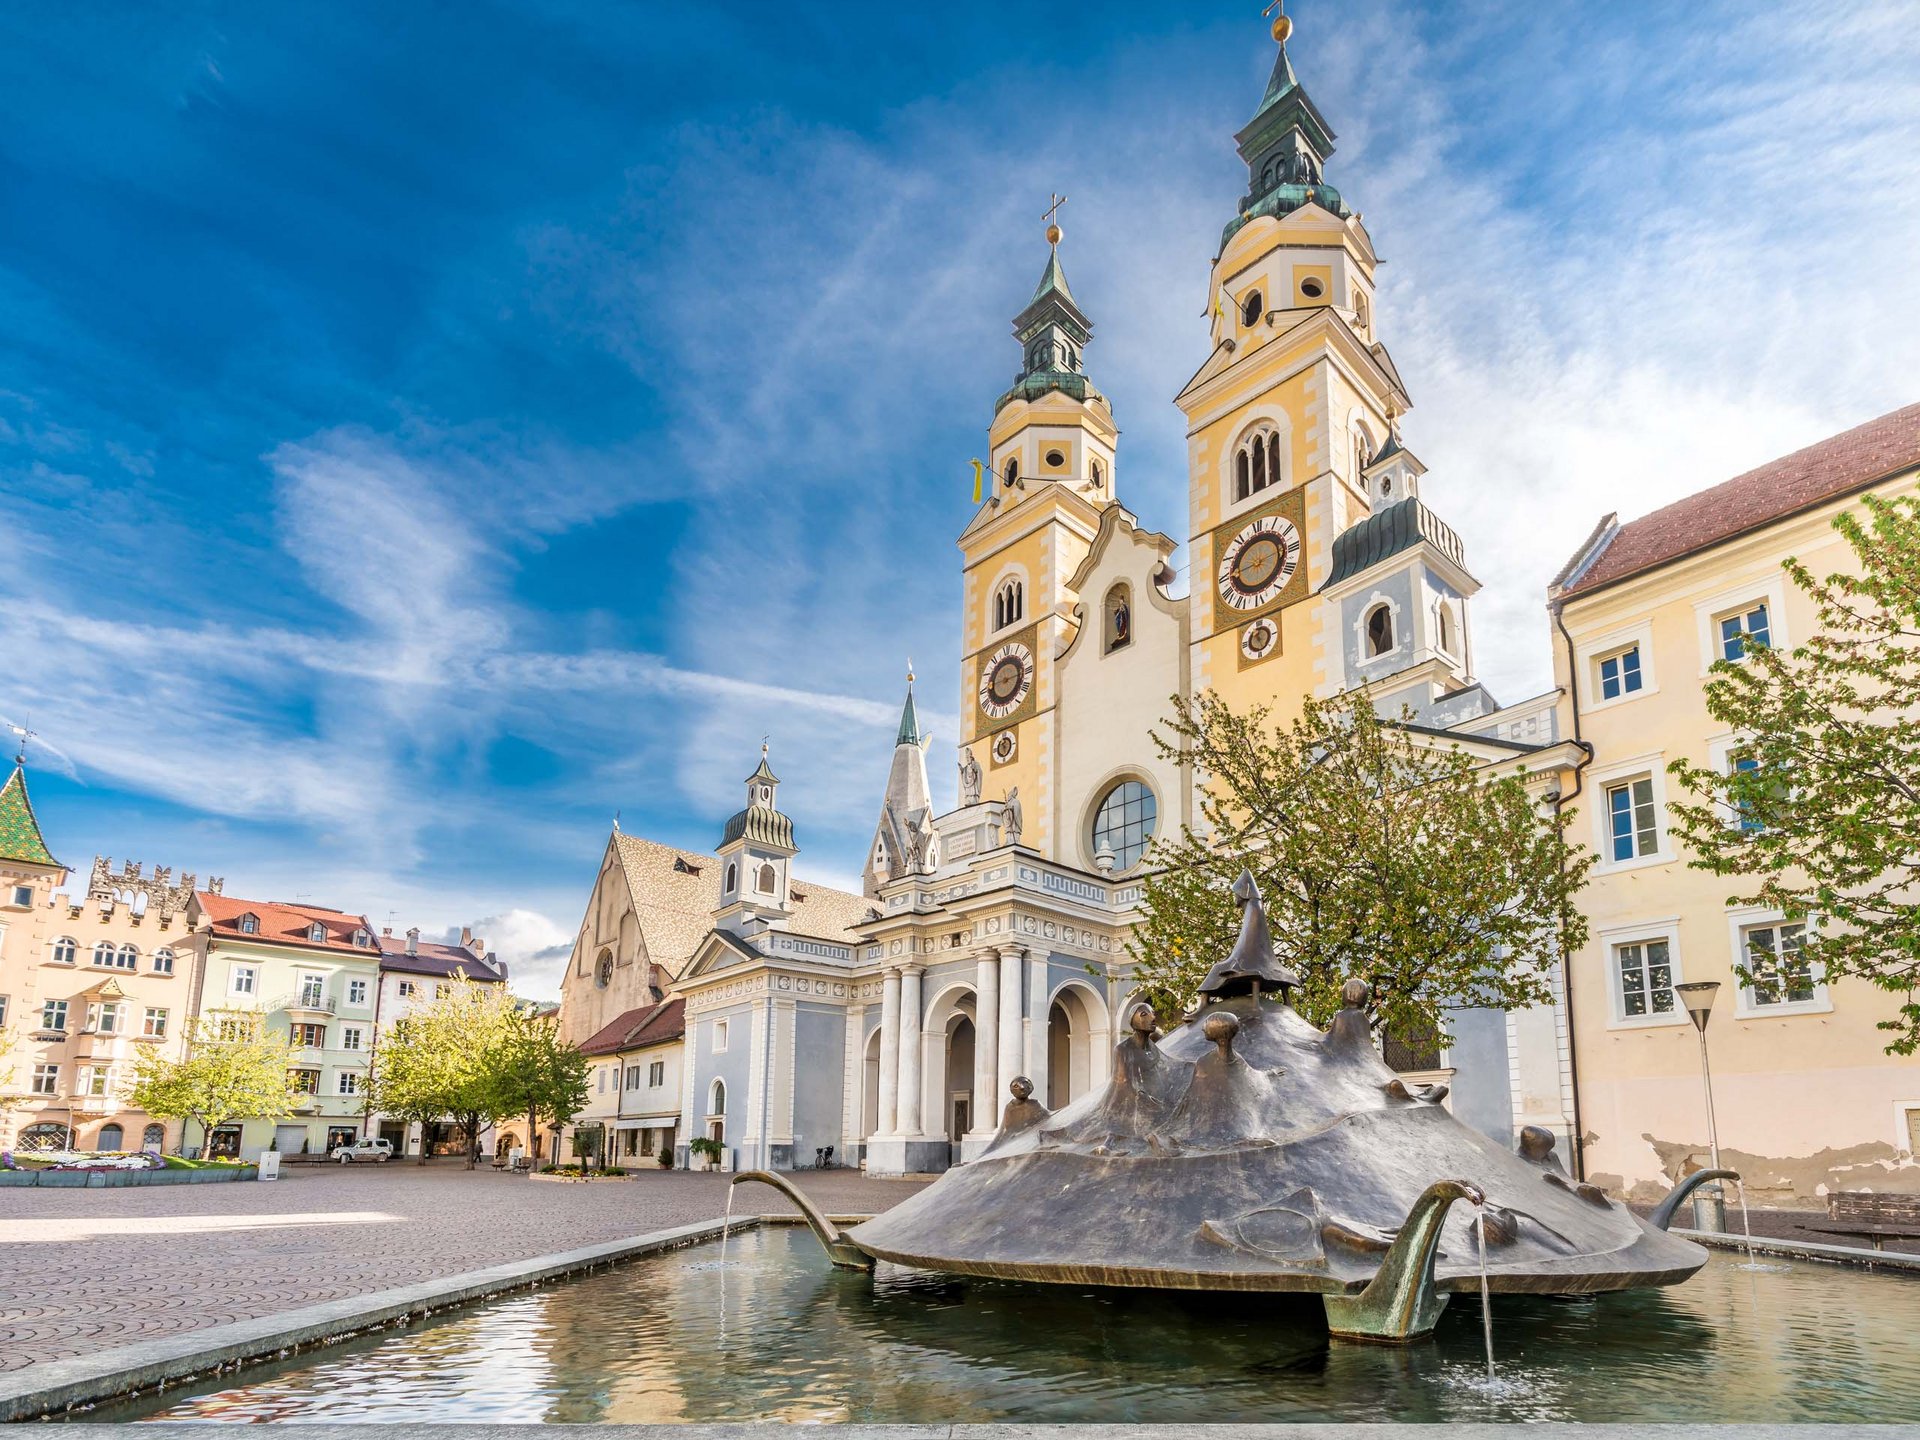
(83, 1227), (1920, 1425)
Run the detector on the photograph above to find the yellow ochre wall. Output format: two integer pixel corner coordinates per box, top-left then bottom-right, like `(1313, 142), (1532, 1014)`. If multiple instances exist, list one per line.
(1557, 471), (1920, 1203)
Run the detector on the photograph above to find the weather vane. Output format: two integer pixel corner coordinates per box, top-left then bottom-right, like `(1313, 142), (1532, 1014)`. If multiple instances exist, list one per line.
(1042, 192), (1067, 246)
(1263, 0), (1292, 43)
(7, 722), (34, 767)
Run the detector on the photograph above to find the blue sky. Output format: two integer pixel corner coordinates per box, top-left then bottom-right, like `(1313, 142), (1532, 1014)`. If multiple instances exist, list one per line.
(4, 1), (1918, 994)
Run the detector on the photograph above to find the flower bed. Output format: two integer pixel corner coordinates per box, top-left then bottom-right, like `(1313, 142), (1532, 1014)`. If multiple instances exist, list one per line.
(0, 1150), (257, 1187)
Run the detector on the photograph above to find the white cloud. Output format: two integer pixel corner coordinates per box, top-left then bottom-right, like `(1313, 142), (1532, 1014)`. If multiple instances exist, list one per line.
(440, 908), (574, 1000)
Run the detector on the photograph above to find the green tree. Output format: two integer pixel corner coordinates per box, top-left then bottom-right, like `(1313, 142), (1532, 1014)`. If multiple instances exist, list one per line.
(491, 1007), (590, 1169)
(367, 977), (520, 1167)
(1668, 492), (1920, 1054)
(127, 1010), (299, 1158)
(1130, 691), (1592, 1042)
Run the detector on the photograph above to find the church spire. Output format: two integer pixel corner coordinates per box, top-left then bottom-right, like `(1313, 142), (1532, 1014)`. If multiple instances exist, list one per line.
(1225, 6), (1351, 244)
(866, 665), (937, 896)
(998, 201), (1103, 413)
(896, 662), (927, 748)
(0, 759), (58, 869)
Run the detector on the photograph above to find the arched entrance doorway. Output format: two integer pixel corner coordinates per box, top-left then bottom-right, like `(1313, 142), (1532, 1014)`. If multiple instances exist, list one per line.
(1045, 982), (1111, 1110)
(862, 1025), (882, 1143)
(921, 983), (979, 1167)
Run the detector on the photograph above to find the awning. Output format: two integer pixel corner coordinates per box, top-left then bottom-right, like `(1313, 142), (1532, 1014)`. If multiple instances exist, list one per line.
(614, 1118), (678, 1132)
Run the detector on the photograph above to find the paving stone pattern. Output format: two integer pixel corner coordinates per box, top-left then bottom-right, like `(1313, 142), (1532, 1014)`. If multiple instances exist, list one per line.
(0, 1165), (927, 1373)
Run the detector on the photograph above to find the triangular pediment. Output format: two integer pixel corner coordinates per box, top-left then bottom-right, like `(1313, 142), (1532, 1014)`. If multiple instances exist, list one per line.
(682, 928), (764, 981)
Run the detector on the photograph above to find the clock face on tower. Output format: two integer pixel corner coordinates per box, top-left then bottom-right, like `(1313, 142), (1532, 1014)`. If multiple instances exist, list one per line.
(977, 641), (1035, 721)
(1217, 515), (1302, 611)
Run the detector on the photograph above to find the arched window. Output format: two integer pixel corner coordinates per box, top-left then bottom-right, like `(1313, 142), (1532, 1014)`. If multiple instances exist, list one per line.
(1355, 429), (1375, 480)
(97, 1123), (124, 1152)
(1366, 603), (1395, 657)
(1090, 458), (1104, 490)
(756, 862), (777, 894)
(709, 1079), (727, 1116)
(92, 940), (116, 968)
(17, 1122), (67, 1153)
(1104, 583), (1132, 654)
(142, 1123), (166, 1152)
(595, 949), (614, 989)
(1240, 290), (1263, 327)
(1091, 779), (1158, 872)
(993, 577), (1024, 631)
(118, 944), (139, 970)
(152, 947), (175, 975)
(725, 861), (737, 892)
(1354, 290), (1371, 330)
(1233, 426), (1283, 503)
(1437, 602), (1457, 657)
(1002, 456), (1019, 489)
(51, 936), (76, 965)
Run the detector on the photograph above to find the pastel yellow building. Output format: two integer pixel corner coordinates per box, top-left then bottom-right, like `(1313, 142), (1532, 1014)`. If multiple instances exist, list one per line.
(1550, 403), (1920, 1202)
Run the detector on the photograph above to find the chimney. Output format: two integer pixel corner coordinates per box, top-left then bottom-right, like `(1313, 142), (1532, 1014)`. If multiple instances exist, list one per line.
(494, 958), (510, 980)
(471, 936), (485, 955)
(460, 926), (472, 949)
(382, 926), (393, 938)
(405, 926), (420, 956)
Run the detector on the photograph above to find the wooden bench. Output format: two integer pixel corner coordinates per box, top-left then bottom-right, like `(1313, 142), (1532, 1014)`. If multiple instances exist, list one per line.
(1803, 1191), (1920, 1251)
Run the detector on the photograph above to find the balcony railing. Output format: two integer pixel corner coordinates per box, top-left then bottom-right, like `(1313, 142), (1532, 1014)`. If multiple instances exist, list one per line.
(270, 993), (337, 1015)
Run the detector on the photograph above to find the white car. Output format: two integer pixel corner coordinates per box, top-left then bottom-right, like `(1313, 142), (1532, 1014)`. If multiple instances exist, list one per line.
(333, 1137), (394, 1164)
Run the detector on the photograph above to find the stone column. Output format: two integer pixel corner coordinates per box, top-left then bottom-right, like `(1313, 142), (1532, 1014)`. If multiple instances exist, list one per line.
(877, 967), (901, 1136)
(997, 945), (1025, 1112)
(971, 949), (1000, 1139)
(1026, 951), (1051, 1109)
(897, 965), (925, 1136)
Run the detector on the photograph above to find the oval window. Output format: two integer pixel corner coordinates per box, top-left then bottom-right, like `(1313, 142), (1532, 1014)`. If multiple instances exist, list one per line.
(1240, 291), (1263, 327)
(1091, 780), (1158, 872)
(1300, 277), (1325, 300)
(1045, 448), (1066, 469)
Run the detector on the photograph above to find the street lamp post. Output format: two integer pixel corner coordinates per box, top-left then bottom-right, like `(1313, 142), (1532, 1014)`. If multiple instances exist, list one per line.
(1673, 980), (1725, 1233)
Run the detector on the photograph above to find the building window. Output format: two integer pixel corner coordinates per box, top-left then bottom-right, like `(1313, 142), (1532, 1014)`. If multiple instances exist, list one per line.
(91, 940), (116, 968)
(293, 1023), (326, 1049)
(0, 995), (7, 1028)
(341, 1025), (364, 1051)
(152, 947), (175, 975)
(1365, 603), (1394, 658)
(32, 1064), (59, 1095)
(143, 1007), (169, 1038)
(594, 950), (613, 989)
(142, 1123), (166, 1151)
(299, 974), (324, 1008)
(348, 978), (367, 1005)
(79, 1065), (111, 1098)
(352, 928), (370, 948)
(710, 1079), (727, 1116)
(1104, 583), (1132, 654)
(648, 1060), (665, 1087)
(231, 965), (256, 996)
(50, 935), (76, 964)
(338, 1072), (360, 1096)
(1598, 645), (1643, 700)
(1090, 458), (1104, 489)
(307, 922), (328, 943)
(756, 862), (777, 894)
(40, 998), (68, 1032)
(238, 913), (260, 935)
(216, 1014), (253, 1042)
(993, 577), (1025, 631)
(1730, 753), (1767, 833)
(1717, 603), (1771, 661)
(7, 882), (30, 907)
(724, 861), (738, 893)
(624, 1065), (641, 1090)
(1354, 290), (1370, 329)
(714, 1018), (730, 1053)
(399, 980), (417, 998)
(1615, 939), (1676, 1018)
(1239, 290), (1263, 326)
(1233, 426), (1282, 503)
(117, 944), (138, 970)
(88, 1001), (124, 1034)
(1742, 921), (1815, 1008)
(1091, 779), (1158, 872)
(1435, 601), (1458, 658)
(1606, 778), (1660, 861)
(290, 1068), (321, 1095)
(435, 983), (451, 1000)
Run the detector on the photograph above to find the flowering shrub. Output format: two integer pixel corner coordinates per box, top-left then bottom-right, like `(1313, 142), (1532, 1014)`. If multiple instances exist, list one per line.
(25, 1150), (167, 1172)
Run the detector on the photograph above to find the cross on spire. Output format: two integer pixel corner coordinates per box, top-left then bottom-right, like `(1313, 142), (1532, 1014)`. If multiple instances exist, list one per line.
(1042, 192), (1067, 246)
(7, 723), (33, 767)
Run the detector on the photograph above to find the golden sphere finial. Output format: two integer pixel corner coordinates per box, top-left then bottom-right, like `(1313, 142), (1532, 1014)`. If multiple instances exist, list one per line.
(1271, 13), (1292, 43)
(1046, 221), (1063, 246)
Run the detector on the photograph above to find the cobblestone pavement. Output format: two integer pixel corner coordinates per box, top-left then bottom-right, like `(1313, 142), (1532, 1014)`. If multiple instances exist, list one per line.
(0, 1164), (928, 1373)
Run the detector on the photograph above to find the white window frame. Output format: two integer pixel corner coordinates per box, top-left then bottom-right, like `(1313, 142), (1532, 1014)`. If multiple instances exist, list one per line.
(1575, 621), (1658, 713)
(337, 1071), (361, 1097)
(713, 1017), (730, 1053)
(32, 1063), (59, 1095)
(79, 1064), (112, 1098)
(648, 1059), (665, 1088)
(348, 978), (368, 1006)
(298, 973), (325, 1007)
(398, 980), (417, 998)
(340, 1025), (364, 1051)
(1220, 408), (1294, 521)
(1589, 754), (1675, 873)
(41, 998), (68, 1032)
(142, 1007), (169, 1038)
(1729, 908), (1831, 1017)
(152, 948), (175, 975)
(983, 561), (1032, 640)
(230, 964), (257, 997)
(1597, 919), (1687, 1030)
(8, 883), (33, 909)
(1693, 575), (1788, 675)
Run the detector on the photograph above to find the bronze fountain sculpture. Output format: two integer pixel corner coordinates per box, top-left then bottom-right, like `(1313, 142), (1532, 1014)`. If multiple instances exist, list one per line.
(739, 873), (1725, 1342)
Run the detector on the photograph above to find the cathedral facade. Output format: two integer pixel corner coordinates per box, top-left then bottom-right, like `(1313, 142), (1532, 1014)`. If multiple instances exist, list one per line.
(560, 17), (1582, 1176)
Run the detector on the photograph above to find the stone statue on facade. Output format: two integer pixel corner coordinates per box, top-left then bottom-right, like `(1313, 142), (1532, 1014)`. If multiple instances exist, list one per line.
(1003, 787), (1024, 845)
(958, 747), (982, 806)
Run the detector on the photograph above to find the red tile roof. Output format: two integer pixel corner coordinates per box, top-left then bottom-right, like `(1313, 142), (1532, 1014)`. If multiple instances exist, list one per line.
(195, 891), (379, 954)
(376, 936), (506, 983)
(1559, 402), (1920, 598)
(579, 997), (685, 1056)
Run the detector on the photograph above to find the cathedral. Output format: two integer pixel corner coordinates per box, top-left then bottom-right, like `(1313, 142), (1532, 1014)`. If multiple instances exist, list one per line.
(560, 14), (1581, 1175)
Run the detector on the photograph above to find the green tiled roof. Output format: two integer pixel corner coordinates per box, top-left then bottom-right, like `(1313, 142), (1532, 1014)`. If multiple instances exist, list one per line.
(1324, 498), (1466, 588)
(723, 804), (795, 849)
(896, 686), (925, 747)
(0, 766), (58, 868)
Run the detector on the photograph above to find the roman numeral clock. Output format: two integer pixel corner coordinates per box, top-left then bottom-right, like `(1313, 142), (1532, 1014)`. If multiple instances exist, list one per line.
(1211, 503), (1305, 668)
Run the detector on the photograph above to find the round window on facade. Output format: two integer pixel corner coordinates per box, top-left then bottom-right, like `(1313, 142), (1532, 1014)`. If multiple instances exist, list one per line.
(1240, 291), (1263, 326)
(1091, 779), (1158, 872)
(1044, 448), (1066, 469)
(1300, 277), (1325, 300)
(595, 950), (614, 989)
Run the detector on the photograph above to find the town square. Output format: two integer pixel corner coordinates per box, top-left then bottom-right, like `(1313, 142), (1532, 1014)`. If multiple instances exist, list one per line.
(3, 0), (1919, 1432)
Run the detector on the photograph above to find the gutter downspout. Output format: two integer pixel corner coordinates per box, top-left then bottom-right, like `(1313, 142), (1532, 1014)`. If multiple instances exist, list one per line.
(1552, 597), (1595, 1182)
